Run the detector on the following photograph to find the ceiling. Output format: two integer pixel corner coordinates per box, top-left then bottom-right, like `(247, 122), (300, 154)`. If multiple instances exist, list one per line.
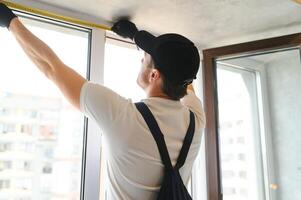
(10, 0), (301, 50)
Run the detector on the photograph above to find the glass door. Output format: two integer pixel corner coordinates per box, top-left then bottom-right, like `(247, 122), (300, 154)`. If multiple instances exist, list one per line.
(215, 48), (301, 200)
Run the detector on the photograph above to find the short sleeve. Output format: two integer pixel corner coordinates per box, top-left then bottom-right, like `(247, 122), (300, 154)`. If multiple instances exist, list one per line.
(80, 81), (132, 131)
(180, 90), (206, 129)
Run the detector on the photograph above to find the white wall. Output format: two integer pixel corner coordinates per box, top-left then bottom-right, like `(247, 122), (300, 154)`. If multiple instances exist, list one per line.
(265, 50), (301, 200)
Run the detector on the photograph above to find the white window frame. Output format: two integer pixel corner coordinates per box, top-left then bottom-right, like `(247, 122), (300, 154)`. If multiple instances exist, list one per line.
(218, 58), (273, 200)
(83, 27), (105, 200)
(10, 8), (106, 200)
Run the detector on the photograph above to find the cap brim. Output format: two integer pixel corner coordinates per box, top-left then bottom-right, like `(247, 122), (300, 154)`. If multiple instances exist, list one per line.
(134, 31), (156, 55)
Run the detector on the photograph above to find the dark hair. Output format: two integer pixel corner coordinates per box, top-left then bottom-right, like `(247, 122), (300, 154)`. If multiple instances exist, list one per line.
(148, 58), (187, 100)
(160, 73), (187, 100)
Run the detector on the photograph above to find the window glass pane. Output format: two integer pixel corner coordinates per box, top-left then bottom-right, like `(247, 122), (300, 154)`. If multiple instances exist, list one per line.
(104, 41), (145, 102)
(0, 15), (89, 200)
(216, 65), (265, 200)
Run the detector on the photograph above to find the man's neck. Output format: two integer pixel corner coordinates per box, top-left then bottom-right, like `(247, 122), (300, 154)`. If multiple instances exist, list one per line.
(146, 90), (171, 100)
(144, 83), (174, 100)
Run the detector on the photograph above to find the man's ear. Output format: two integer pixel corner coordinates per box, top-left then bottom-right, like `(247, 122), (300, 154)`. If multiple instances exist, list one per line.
(149, 69), (161, 82)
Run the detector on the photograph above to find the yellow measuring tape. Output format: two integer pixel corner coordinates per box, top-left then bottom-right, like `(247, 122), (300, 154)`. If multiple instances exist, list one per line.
(1, 0), (111, 30)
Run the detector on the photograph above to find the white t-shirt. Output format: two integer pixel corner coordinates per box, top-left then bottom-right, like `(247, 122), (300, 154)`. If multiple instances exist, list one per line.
(80, 82), (205, 200)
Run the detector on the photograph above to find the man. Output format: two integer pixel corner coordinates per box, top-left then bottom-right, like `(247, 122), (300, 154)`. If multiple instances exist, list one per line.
(0, 3), (205, 199)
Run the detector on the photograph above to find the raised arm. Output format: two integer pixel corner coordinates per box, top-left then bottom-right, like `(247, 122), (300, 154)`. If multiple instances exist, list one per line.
(0, 3), (86, 110)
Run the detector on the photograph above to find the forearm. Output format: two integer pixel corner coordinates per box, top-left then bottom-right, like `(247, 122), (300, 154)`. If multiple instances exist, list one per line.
(8, 18), (62, 79)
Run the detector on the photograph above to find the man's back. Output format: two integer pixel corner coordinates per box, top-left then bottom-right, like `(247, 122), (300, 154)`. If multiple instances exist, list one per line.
(80, 82), (205, 199)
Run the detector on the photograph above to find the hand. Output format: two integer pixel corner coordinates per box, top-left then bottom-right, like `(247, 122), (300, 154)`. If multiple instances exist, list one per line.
(111, 19), (138, 40)
(0, 3), (17, 28)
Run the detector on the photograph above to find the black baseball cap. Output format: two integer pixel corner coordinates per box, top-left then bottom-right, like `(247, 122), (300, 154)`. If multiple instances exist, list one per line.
(134, 30), (200, 86)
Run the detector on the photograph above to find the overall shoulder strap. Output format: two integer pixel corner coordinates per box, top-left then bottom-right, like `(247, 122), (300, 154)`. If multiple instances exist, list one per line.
(175, 110), (195, 169)
(135, 102), (173, 170)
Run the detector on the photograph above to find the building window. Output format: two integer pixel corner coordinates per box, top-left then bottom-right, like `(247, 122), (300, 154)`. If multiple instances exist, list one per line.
(0, 161), (12, 171)
(42, 163), (53, 174)
(0, 180), (10, 190)
(0, 143), (12, 152)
